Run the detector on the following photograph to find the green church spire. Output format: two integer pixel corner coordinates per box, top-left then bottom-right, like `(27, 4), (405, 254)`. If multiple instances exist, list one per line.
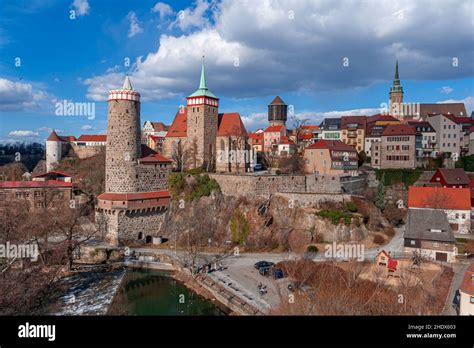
(199, 56), (207, 90)
(189, 56), (217, 98)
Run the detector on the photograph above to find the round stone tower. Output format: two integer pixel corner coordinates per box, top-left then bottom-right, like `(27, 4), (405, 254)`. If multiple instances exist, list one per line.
(268, 96), (287, 127)
(46, 130), (63, 172)
(105, 75), (141, 193)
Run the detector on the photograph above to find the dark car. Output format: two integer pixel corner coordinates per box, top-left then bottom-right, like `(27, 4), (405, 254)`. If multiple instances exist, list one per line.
(259, 266), (271, 276)
(254, 261), (275, 270)
(271, 268), (284, 279)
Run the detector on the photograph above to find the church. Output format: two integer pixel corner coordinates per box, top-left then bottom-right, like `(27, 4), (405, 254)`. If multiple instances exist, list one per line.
(162, 60), (250, 173)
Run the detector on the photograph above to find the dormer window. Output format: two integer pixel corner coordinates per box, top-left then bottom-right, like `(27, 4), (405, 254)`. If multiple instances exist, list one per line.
(430, 229), (442, 233)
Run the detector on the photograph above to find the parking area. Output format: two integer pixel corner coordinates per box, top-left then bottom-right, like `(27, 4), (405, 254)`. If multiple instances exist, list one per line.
(207, 253), (290, 310)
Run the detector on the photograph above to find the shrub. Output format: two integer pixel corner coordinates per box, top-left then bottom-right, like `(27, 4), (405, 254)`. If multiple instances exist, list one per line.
(169, 172), (220, 200)
(373, 234), (385, 245)
(306, 245), (318, 253)
(230, 210), (250, 245)
(275, 169), (282, 175)
(345, 201), (358, 212)
(317, 210), (352, 226)
(375, 169), (422, 187)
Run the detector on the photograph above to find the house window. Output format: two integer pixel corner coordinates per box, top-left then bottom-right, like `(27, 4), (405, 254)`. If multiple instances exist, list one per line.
(470, 296), (474, 304)
(410, 240), (415, 245)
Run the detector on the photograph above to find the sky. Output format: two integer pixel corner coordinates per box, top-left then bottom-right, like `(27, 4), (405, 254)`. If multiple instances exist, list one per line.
(0, 0), (473, 143)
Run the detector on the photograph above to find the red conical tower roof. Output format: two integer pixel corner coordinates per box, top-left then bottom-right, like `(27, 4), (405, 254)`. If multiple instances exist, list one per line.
(47, 129), (61, 141)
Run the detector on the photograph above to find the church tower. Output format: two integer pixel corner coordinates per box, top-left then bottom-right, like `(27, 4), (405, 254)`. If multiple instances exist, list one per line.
(105, 75), (141, 192)
(186, 58), (219, 170)
(268, 96), (288, 127)
(389, 60), (404, 117)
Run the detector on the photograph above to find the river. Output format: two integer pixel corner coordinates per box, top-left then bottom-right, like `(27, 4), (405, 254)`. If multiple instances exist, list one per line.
(110, 269), (228, 315)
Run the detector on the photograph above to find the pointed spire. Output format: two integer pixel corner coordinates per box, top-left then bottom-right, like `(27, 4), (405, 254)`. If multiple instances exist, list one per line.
(199, 55), (207, 90)
(123, 74), (133, 90)
(394, 60), (399, 81)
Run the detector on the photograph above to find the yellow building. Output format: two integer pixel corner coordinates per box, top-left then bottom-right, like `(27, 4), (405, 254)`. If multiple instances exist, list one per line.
(340, 116), (366, 152)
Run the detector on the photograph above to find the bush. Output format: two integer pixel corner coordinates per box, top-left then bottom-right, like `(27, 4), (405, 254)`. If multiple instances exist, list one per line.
(168, 172), (220, 200)
(306, 245), (319, 253)
(345, 201), (358, 213)
(275, 169), (282, 175)
(375, 169), (422, 187)
(373, 234), (385, 245)
(317, 209), (352, 226)
(230, 210), (250, 245)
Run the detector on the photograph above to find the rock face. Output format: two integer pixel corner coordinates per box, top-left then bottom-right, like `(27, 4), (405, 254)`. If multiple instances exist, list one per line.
(159, 192), (369, 250)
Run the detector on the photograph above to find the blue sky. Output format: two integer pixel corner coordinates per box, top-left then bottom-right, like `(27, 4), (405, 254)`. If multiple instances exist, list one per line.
(0, 0), (473, 142)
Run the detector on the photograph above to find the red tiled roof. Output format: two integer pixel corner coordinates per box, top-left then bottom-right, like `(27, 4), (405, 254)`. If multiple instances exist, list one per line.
(269, 96), (286, 105)
(388, 259), (398, 270)
(264, 125), (284, 133)
(341, 116), (367, 129)
(148, 135), (164, 141)
(77, 134), (107, 142)
(279, 136), (295, 145)
(408, 187), (471, 210)
(47, 130), (61, 141)
(166, 108), (188, 137)
(431, 168), (470, 186)
(367, 114), (400, 124)
(139, 153), (172, 163)
(0, 180), (73, 188)
(305, 139), (356, 152)
(151, 122), (168, 132)
(217, 112), (247, 137)
(459, 261), (474, 296)
(419, 103), (467, 117)
(382, 124), (416, 136)
(97, 190), (171, 201)
(299, 133), (313, 140)
(301, 125), (320, 130)
(33, 171), (72, 178)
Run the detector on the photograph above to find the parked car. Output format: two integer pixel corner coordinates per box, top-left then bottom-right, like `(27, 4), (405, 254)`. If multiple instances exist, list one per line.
(253, 164), (265, 171)
(258, 266), (285, 279)
(259, 266), (271, 276)
(271, 268), (284, 279)
(254, 261), (275, 270)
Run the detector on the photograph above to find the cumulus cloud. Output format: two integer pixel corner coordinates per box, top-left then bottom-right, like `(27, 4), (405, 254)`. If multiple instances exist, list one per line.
(85, 0), (474, 102)
(127, 11), (143, 38)
(71, 0), (90, 17)
(152, 2), (174, 19)
(170, 0), (212, 31)
(0, 78), (51, 111)
(9, 130), (39, 138)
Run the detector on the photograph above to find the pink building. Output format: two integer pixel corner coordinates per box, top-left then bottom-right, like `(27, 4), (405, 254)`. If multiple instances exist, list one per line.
(263, 124), (286, 153)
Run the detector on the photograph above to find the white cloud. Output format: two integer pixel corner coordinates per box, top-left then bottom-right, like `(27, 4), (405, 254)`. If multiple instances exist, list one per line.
(71, 0), (90, 17)
(152, 2), (174, 19)
(9, 130), (39, 138)
(81, 124), (94, 130)
(170, 0), (211, 31)
(127, 11), (143, 38)
(0, 78), (51, 111)
(85, 0), (474, 102)
(440, 86), (454, 94)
